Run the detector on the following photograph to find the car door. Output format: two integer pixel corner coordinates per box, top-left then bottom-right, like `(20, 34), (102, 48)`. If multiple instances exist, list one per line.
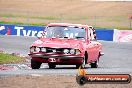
(87, 27), (98, 62)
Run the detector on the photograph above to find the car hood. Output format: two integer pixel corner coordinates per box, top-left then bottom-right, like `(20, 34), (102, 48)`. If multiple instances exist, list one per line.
(31, 38), (86, 49)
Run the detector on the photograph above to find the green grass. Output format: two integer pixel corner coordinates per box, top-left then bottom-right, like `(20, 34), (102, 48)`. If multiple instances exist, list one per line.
(0, 21), (46, 26)
(94, 26), (132, 30)
(0, 53), (24, 64)
(0, 14), (59, 20)
(1, 21), (132, 30)
(31, 16), (59, 20)
(0, 13), (132, 30)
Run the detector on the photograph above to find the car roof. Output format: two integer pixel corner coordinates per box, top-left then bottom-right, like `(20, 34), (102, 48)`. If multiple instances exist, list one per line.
(47, 23), (88, 28)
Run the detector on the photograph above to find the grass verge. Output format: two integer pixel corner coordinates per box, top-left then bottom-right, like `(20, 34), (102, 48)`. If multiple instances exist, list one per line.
(0, 52), (24, 64)
(1, 21), (131, 30)
(0, 21), (46, 26)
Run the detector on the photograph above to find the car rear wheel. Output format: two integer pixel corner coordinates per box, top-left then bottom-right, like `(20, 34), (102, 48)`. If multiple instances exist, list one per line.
(31, 59), (42, 69)
(48, 63), (56, 69)
(91, 54), (100, 68)
(90, 61), (98, 68)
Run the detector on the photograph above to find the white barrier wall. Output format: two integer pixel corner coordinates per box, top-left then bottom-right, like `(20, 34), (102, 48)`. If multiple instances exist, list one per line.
(113, 29), (132, 42)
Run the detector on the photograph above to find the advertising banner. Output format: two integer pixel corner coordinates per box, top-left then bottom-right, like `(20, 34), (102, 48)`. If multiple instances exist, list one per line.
(0, 24), (114, 41)
(95, 28), (114, 41)
(113, 29), (132, 42)
(0, 24), (45, 37)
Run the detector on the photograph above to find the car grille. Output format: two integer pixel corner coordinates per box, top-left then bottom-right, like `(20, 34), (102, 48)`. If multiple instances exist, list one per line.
(45, 47), (63, 53)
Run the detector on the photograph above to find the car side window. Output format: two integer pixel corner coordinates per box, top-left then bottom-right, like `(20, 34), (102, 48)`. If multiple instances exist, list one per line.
(88, 28), (96, 41)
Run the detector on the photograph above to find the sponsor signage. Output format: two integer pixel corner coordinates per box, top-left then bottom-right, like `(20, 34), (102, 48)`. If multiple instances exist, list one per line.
(0, 24), (114, 41)
(0, 24), (45, 37)
(113, 29), (132, 42)
(95, 28), (114, 41)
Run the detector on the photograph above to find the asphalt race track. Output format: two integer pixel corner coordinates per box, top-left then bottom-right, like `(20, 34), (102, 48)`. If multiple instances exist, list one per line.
(0, 35), (132, 75)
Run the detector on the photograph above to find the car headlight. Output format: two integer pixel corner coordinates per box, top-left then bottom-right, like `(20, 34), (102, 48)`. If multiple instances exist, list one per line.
(35, 47), (41, 52)
(63, 49), (81, 54)
(63, 49), (69, 54)
(30, 47), (35, 52)
(70, 49), (75, 54)
(75, 49), (81, 54)
(41, 47), (47, 52)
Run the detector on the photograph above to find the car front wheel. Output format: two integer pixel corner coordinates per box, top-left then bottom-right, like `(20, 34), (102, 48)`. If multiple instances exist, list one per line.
(31, 59), (42, 69)
(48, 63), (56, 69)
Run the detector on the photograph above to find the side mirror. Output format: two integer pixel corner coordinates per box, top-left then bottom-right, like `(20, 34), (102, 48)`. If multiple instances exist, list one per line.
(100, 52), (104, 56)
(92, 39), (97, 41)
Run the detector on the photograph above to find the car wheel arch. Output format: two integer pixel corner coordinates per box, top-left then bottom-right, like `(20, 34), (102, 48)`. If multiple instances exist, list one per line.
(84, 51), (88, 64)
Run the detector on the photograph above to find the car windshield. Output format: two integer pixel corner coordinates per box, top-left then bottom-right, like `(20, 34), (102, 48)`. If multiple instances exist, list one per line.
(44, 26), (85, 39)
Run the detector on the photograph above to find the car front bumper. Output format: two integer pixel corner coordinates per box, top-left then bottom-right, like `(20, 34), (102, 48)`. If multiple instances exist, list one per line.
(28, 53), (83, 64)
(29, 53), (83, 59)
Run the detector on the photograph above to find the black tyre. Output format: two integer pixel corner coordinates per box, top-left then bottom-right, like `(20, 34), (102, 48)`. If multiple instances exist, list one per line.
(31, 59), (42, 69)
(90, 61), (98, 68)
(48, 63), (56, 69)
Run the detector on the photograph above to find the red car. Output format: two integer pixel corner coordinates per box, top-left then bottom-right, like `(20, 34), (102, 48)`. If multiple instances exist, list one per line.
(28, 23), (103, 69)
